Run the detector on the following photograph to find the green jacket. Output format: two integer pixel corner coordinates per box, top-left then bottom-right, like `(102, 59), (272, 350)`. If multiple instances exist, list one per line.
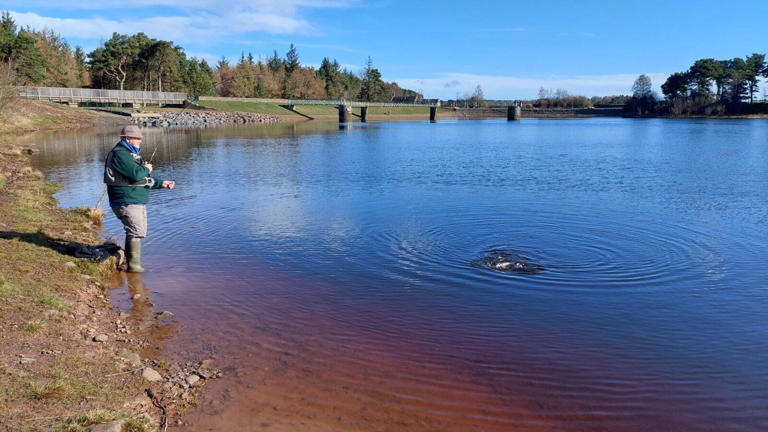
(104, 142), (164, 206)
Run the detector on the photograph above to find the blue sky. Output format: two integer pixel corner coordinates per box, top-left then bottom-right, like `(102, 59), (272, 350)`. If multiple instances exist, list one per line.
(6, 0), (768, 99)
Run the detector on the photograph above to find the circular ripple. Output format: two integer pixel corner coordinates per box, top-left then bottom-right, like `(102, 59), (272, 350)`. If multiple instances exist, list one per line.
(351, 201), (728, 295)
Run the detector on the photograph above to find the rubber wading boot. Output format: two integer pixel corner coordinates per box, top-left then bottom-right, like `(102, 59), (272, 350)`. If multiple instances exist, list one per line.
(125, 237), (146, 273)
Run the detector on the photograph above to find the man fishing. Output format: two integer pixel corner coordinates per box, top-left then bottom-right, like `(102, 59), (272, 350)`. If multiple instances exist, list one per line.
(104, 125), (175, 272)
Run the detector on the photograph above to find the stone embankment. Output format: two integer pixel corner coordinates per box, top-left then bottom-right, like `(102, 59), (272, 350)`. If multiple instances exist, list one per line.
(131, 111), (281, 127)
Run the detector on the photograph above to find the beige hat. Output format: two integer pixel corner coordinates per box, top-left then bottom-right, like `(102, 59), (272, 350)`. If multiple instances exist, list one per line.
(119, 125), (143, 139)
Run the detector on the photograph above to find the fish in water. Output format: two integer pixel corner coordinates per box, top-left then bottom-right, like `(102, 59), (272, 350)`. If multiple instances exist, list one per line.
(472, 250), (543, 274)
(491, 260), (527, 271)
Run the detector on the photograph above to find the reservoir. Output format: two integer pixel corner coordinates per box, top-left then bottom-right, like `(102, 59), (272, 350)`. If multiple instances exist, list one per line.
(28, 117), (768, 431)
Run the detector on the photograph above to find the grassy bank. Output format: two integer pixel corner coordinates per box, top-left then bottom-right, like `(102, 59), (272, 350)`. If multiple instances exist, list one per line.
(0, 99), (123, 135)
(0, 142), (154, 431)
(194, 99), (298, 116)
(0, 101), (217, 431)
(196, 99), (454, 119)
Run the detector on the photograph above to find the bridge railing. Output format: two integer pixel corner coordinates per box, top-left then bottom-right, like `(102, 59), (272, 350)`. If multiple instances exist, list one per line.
(199, 96), (440, 108)
(16, 87), (188, 104)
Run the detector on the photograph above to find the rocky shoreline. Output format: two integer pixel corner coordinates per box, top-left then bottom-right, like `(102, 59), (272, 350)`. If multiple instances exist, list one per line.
(70, 273), (223, 430)
(131, 110), (281, 128)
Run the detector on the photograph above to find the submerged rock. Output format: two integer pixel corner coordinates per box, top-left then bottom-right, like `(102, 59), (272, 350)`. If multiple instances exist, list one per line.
(155, 311), (174, 320)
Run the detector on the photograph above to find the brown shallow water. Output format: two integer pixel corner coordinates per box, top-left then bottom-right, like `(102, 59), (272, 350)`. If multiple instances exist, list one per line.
(113, 266), (731, 432)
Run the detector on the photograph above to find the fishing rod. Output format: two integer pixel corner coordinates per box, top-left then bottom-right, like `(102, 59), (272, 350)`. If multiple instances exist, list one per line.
(141, 72), (266, 184)
(147, 142), (160, 164)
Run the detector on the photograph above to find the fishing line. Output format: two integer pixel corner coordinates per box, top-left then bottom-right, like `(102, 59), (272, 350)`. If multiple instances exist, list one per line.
(167, 136), (174, 181)
(95, 134), (109, 208)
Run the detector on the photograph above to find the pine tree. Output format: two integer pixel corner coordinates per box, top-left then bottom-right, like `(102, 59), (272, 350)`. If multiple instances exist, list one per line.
(267, 50), (282, 73)
(74, 46), (90, 86)
(358, 57), (390, 102)
(284, 43), (299, 75)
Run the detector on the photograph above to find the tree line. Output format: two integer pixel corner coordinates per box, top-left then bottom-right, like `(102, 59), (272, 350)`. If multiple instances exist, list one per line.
(0, 12), (89, 88)
(0, 11), (418, 103)
(445, 86), (629, 110)
(628, 54), (768, 116)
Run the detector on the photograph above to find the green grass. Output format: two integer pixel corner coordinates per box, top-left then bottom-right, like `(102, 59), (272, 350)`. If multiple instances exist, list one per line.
(50, 410), (153, 432)
(0, 276), (19, 299)
(26, 319), (45, 333)
(37, 292), (69, 310)
(197, 99), (451, 118)
(9, 181), (62, 230)
(196, 100), (299, 116)
(25, 379), (70, 400)
(365, 106), (450, 115)
(290, 105), (339, 115)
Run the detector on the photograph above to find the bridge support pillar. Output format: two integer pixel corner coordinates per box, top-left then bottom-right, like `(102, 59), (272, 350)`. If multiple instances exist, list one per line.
(507, 104), (521, 121)
(338, 104), (350, 123)
(360, 106), (368, 122)
(430, 106), (437, 122)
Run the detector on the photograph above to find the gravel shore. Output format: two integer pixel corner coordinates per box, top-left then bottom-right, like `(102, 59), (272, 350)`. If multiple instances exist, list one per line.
(132, 110), (281, 127)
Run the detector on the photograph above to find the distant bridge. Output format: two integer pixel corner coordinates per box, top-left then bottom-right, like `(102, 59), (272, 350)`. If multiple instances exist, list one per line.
(198, 96), (441, 108)
(15, 86), (445, 122)
(15, 87), (442, 108)
(16, 86), (187, 106)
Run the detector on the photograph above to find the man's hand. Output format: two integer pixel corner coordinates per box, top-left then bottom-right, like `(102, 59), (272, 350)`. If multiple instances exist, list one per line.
(162, 180), (175, 190)
(145, 163), (153, 173)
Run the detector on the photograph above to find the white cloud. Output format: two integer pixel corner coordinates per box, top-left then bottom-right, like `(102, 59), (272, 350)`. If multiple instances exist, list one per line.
(4, 0), (352, 10)
(10, 11), (309, 42)
(185, 51), (221, 65)
(390, 72), (669, 100)
(10, 12), (120, 40)
(7, 1), (355, 44)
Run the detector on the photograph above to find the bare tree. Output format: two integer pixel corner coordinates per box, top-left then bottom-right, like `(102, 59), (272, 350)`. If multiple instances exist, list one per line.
(471, 84), (485, 107)
(632, 74), (653, 98)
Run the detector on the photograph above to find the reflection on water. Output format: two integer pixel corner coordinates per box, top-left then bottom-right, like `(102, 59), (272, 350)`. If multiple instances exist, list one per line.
(106, 272), (174, 360)
(25, 118), (768, 431)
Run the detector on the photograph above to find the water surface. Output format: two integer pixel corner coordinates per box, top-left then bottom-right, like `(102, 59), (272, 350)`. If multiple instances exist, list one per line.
(27, 118), (768, 431)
